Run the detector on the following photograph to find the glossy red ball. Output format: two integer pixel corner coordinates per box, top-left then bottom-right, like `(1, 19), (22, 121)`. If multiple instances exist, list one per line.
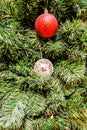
(35, 13), (58, 38)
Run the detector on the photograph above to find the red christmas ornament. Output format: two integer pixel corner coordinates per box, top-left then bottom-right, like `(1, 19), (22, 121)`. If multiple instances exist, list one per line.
(35, 10), (58, 38)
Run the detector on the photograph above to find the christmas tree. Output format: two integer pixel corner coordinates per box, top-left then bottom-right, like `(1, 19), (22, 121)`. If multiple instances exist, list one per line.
(0, 0), (87, 130)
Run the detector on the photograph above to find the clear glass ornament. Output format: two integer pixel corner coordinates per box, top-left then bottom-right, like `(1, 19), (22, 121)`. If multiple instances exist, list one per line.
(34, 58), (54, 77)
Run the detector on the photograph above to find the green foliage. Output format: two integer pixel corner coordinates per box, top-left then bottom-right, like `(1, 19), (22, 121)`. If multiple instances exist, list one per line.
(0, 29), (41, 62)
(0, 0), (87, 130)
(42, 40), (67, 61)
(61, 19), (87, 43)
(0, 0), (25, 21)
(23, 0), (40, 29)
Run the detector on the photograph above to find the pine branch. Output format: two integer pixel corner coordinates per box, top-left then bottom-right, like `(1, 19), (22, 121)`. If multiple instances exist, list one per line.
(0, 86), (46, 129)
(66, 47), (86, 63)
(42, 40), (67, 61)
(0, 90), (32, 129)
(0, 0), (24, 21)
(0, 27), (41, 63)
(61, 19), (87, 44)
(0, 89), (25, 129)
(76, 0), (87, 20)
(55, 61), (85, 87)
(0, 62), (8, 71)
(0, 0), (87, 130)
(21, 118), (33, 130)
(22, 0), (40, 29)
(71, 108), (87, 129)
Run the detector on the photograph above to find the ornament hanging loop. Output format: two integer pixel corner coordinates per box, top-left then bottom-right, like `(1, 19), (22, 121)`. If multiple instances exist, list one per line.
(42, 0), (49, 12)
(44, 8), (48, 13)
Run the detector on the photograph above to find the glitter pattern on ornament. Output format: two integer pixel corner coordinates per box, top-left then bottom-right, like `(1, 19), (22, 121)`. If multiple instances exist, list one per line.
(34, 59), (54, 77)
